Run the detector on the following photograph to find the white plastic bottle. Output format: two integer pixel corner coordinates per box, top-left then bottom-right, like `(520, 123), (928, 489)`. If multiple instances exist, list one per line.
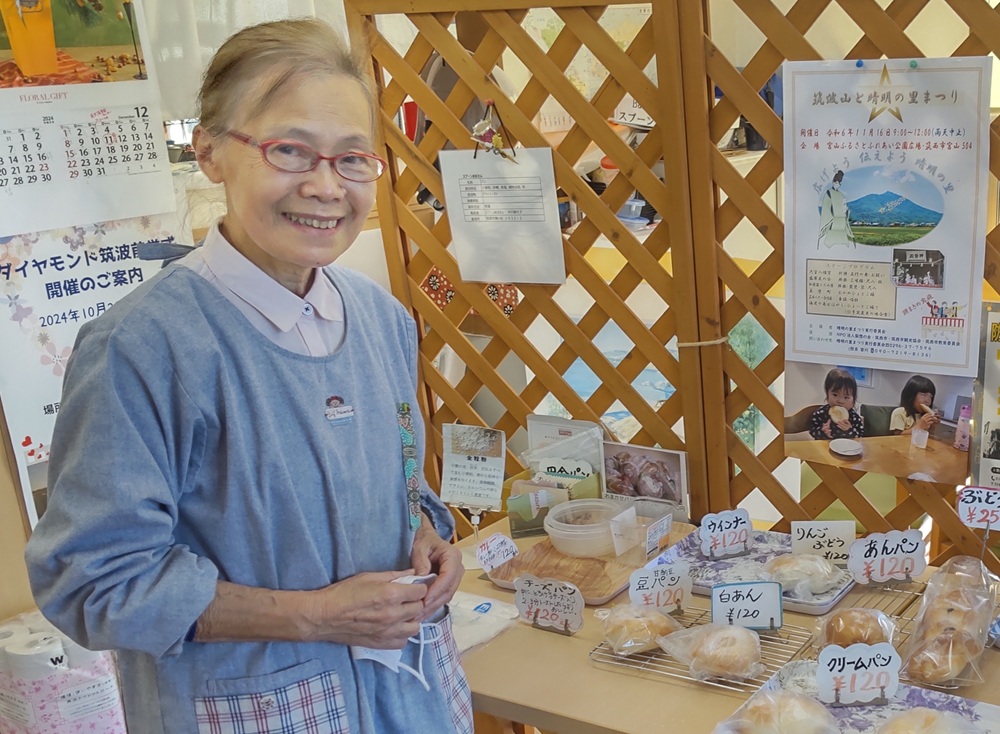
(954, 404), (972, 452)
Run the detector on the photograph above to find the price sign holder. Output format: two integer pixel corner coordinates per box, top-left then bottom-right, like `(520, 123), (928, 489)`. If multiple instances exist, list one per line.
(628, 563), (692, 616)
(514, 574), (584, 636)
(957, 486), (999, 561)
(699, 508), (755, 560)
(790, 520), (854, 565)
(710, 581), (783, 632)
(846, 530), (927, 585)
(476, 533), (519, 573)
(817, 642), (900, 707)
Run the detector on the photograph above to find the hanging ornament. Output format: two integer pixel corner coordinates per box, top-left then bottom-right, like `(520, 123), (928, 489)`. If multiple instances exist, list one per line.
(471, 99), (516, 163)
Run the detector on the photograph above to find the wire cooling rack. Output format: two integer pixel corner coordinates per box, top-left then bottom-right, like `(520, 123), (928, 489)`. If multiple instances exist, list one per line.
(588, 607), (814, 696)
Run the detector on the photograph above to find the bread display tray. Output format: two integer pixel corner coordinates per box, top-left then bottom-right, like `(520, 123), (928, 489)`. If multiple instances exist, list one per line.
(718, 660), (1000, 733)
(645, 530), (854, 615)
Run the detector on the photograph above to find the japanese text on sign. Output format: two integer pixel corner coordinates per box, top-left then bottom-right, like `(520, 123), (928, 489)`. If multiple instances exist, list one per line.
(957, 486), (1000, 528)
(514, 574), (584, 634)
(711, 581), (783, 631)
(847, 529), (927, 584)
(790, 520), (855, 564)
(629, 563), (691, 613)
(817, 642), (901, 706)
(476, 533), (519, 573)
(805, 260), (896, 319)
(700, 508), (755, 558)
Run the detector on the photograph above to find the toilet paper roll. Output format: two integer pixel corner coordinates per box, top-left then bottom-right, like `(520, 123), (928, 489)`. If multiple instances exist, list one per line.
(0, 622), (32, 676)
(62, 635), (107, 668)
(5, 632), (67, 681)
(17, 609), (54, 634)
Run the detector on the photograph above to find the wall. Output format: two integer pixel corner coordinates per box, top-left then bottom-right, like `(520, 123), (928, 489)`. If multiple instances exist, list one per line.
(0, 432), (34, 619)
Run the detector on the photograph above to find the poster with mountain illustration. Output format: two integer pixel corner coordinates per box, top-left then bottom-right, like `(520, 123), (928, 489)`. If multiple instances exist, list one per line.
(783, 58), (990, 376)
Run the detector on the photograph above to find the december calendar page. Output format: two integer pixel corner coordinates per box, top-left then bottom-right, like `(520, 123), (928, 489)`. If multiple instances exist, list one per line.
(0, 0), (174, 238)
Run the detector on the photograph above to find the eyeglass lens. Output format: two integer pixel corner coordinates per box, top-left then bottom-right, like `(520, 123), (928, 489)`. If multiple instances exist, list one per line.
(264, 142), (382, 181)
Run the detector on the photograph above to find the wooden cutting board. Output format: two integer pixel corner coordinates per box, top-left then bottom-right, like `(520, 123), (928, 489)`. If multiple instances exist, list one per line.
(488, 521), (696, 605)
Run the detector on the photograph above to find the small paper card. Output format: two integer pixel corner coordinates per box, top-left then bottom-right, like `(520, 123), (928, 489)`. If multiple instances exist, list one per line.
(609, 506), (638, 556)
(477, 533), (519, 573)
(539, 457), (593, 478)
(711, 581), (783, 630)
(440, 424), (505, 512)
(790, 520), (855, 564)
(514, 574), (584, 634)
(957, 485), (1000, 528)
(700, 508), (754, 559)
(817, 642), (901, 706)
(629, 563), (691, 613)
(847, 530), (927, 584)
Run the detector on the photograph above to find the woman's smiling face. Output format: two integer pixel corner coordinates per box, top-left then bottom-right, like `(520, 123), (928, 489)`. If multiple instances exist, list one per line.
(195, 73), (377, 295)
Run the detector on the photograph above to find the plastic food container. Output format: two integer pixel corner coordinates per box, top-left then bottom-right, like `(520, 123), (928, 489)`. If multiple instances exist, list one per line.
(544, 498), (634, 558)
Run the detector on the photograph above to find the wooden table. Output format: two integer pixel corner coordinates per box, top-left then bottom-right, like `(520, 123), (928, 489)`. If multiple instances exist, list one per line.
(457, 520), (1000, 734)
(784, 434), (970, 485)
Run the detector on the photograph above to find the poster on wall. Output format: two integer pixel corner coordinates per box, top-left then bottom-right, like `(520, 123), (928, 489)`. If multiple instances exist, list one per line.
(0, 0), (174, 237)
(0, 215), (175, 525)
(783, 57), (991, 377)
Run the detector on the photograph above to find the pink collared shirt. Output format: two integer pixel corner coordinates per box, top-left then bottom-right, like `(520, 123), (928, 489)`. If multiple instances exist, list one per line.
(180, 223), (345, 356)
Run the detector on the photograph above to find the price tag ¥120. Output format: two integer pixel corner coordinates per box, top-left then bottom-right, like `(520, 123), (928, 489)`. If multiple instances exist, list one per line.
(957, 486), (1000, 529)
(846, 530), (927, 584)
(629, 563), (692, 614)
(817, 642), (900, 706)
(700, 508), (754, 559)
(476, 533), (519, 573)
(514, 574), (584, 635)
(711, 581), (782, 631)
(790, 520), (854, 565)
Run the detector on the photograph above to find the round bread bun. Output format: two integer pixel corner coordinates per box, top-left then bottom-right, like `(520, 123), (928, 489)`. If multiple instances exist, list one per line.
(823, 608), (891, 647)
(692, 625), (760, 679)
(603, 606), (682, 656)
(829, 405), (849, 423)
(877, 706), (980, 734)
(918, 589), (984, 641)
(766, 554), (840, 596)
(734, 690), (836, 734)
(905, 630), (980, 684)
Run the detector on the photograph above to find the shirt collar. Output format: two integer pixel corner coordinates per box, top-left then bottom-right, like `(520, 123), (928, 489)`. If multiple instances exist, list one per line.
(200, 222), (344, 332)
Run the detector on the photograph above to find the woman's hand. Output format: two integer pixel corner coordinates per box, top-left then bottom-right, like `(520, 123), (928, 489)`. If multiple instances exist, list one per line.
(411, 514), (464, 622)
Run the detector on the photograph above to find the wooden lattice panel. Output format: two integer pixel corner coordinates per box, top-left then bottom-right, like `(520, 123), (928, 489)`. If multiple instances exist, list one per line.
(349, 0), (1000, 565)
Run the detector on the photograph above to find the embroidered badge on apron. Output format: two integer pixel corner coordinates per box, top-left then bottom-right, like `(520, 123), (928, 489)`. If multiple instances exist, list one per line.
(397, 402), (422, 530)
(324, 395), (355, 426)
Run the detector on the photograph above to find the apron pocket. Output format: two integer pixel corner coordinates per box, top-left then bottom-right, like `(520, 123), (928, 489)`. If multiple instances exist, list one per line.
(426, 612), (473, 734)
(195, 660), (350, 734)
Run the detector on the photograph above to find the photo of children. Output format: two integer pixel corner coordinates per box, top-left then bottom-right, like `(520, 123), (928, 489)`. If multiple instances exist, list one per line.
(0, 0), (146, 87)
(807, 368), (864, 440)
(784, 362), (971, 485)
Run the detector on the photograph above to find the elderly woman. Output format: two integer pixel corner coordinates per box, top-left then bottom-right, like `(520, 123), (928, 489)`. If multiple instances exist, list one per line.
(26, 18), (471, 734)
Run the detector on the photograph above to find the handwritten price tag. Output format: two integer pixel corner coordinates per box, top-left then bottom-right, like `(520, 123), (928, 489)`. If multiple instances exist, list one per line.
(957, 486), (1000, 529)
(628, 563), (692, 613)
(700, 508), (754, 559)
(847, 530), (926, 584)
(791, 520), (854, 564)
(514, 574), (584, 634)
(710, 581), (782, 630)
(476, 533), (519, 573)
(817, 642), (900, 706)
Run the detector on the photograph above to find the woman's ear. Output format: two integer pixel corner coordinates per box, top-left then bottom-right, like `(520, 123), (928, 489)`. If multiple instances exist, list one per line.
(192, 125), (224, 184)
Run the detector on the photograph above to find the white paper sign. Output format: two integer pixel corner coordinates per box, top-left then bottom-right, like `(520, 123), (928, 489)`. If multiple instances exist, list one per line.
(700, 508), (755, 558)
(817, 642), (901, 706)
(957, 485), (1000, 528)
(847, 530), (927, 584)
(629, 563), (691, 613)
(476, 533), (519, 573)
(610, 506), (639, 556)
(711, 581), (783, 630)
(791, 520), (855, 564)
(438, 147), (566, 284)
(514, 574), (584, 634)
(440, 424), (505, 512)
(0, 1), (175, 238)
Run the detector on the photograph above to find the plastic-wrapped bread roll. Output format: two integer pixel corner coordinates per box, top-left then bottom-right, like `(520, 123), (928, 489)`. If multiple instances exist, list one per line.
(602, 604), (683, 657)
(877, 706), (984, 733)
(918, 588), (989, 642)
(659, 623), (764, 681)
(904, 630), (981, 685)
(714, 690), (838, 734)
(764, 554), (842, 598)
(821, 607), (894, 647)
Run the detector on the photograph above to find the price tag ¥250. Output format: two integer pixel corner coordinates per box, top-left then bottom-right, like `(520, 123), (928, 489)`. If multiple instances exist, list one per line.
(629, 563), (692, 613)
(817, 642), (900, 706)
(514, 574), (584, 634)
(846, 530), (926, 584)
(711, 581), (782, 631)
(700, 508), (754, 559)
(957, 486), (1000, 529)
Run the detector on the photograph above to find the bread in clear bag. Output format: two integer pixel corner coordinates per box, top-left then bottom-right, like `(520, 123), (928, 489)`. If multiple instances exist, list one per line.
(658, 623), (763, 681)
(601, 604), (683, 657)
(712, 690), (838, 734)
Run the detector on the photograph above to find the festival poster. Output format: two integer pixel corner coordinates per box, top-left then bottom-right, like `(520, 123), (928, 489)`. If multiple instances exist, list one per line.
(0, 0), (174, 237)
(783, 58), (991, 377)
(0, 215), (176, 524)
